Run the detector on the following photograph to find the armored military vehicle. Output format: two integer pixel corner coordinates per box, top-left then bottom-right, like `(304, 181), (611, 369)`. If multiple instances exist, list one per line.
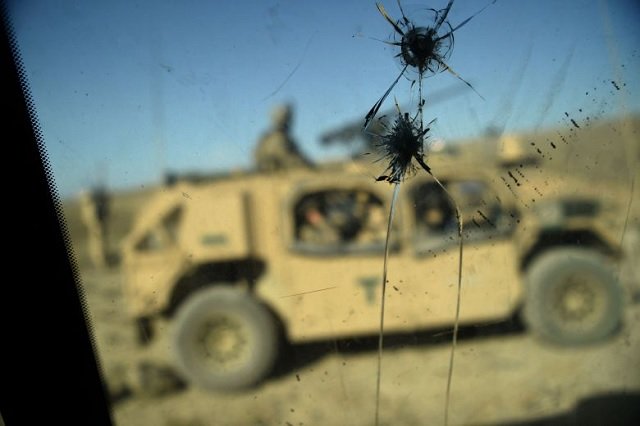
(120, 154), (630, 392)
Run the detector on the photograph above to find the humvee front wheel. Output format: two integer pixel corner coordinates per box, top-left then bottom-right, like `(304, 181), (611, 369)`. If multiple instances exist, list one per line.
(524, 248), (623, 346)
(171, 287), (279, 391)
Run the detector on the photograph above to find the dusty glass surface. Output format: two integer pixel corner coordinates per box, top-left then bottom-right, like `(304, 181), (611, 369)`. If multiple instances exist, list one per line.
(6, 0), (639, 425)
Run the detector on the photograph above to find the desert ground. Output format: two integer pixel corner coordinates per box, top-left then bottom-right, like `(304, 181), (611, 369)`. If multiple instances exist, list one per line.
(75, 263), (639, 426)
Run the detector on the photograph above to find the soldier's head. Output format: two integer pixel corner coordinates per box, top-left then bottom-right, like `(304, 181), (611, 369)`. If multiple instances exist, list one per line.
(270, 104), (293, 129)
(303, 201), (324, 226)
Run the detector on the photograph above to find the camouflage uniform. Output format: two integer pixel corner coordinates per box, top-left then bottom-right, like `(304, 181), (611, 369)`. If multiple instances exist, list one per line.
(298, 201), (341, 245)
(355, 203), (387, 245)
(254, 104), (312, 172)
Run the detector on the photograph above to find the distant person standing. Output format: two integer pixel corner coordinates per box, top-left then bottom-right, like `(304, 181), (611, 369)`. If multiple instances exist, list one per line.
(254, 103), (313, 172)
(79, 186), (110, 268)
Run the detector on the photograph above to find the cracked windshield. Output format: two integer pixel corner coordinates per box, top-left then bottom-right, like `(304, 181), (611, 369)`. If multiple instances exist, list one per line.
(6, 0), (639, 425)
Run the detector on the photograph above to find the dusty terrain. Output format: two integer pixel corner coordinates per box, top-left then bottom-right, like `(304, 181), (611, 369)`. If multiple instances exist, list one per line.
(76, 265), (639, 426)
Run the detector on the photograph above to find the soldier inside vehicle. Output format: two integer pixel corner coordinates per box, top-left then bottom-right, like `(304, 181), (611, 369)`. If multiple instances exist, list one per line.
(295, 190), (388, 249)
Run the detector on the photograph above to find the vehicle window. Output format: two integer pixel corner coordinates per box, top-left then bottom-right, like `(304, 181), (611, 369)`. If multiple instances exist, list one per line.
(134, 229), (163, 252)
(162, 206), (182, 242)
(412, 180), (457, 236)
(293, 189), (389, 252)
(133, 206), (182, 252)
(446, 180), (512, 233)
(411, 179), (512, 253)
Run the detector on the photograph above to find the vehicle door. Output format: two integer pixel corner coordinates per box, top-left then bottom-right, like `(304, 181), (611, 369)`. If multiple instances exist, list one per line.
(121, 193), (187, 317)
(278, 179), (401, 341)
(381, 177), (524, 331)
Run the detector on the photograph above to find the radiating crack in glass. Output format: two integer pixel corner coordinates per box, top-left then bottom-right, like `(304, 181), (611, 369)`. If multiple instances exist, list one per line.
(363, 1), (496, 425)
(364, 0), (493, 131)
(370, 102), (463, 426)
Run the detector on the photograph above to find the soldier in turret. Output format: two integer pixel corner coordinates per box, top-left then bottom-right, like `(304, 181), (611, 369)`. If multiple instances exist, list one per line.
(254, 103), (313, 172)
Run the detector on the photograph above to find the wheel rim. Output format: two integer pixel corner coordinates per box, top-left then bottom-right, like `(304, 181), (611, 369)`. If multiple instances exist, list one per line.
(194, 315), (250, 371)
(550, 272), (606, 331)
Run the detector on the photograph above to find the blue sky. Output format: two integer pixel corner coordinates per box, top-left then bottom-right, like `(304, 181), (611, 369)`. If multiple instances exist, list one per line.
(7, 0), (640, 198)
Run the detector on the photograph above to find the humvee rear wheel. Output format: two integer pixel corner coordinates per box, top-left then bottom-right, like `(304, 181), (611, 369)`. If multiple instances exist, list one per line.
(171, 287), (279, 390)
(523, 248), (623, 346)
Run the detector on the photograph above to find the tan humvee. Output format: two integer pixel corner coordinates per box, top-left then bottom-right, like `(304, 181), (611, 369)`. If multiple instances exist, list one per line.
(120, 155), (629, 391)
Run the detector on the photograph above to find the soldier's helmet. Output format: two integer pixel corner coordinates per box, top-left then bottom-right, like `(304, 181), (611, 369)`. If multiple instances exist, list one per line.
(270, 104), (293, 127)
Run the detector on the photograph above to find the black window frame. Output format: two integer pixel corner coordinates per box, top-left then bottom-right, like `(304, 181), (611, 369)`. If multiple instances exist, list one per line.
(0, 13), (113, 425)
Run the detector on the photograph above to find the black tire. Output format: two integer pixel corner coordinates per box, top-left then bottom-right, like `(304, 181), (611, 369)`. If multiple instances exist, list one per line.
(171, 287), (279, 391)
(523, 248), (623, 346)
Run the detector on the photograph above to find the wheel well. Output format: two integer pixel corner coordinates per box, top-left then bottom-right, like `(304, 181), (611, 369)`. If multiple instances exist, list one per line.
(520, 230), (619, 271)
(164, 258), (266, 317)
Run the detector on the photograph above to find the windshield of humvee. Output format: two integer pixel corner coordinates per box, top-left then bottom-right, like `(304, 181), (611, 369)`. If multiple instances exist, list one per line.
(5, 0), (639, 425)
